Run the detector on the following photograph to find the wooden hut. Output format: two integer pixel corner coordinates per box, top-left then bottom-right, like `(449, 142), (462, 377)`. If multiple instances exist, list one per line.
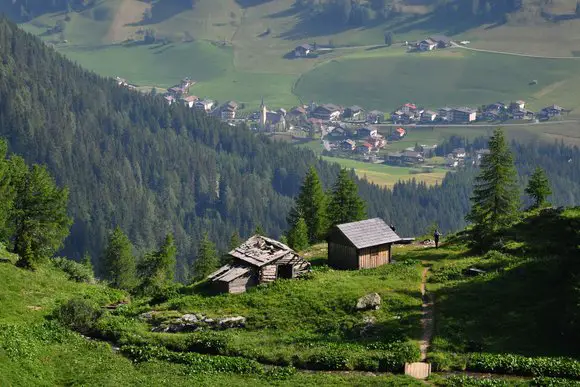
(208, 235), (311, 294)
(327, 218), (401, 270)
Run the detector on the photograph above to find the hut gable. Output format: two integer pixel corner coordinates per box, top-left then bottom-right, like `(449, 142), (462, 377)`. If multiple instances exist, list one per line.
(208, 235), (311, 293)
(327, 219), (401, 270)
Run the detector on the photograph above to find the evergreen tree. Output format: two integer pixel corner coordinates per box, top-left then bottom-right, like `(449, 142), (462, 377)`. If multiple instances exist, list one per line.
(254, 224), (265, 236)
(328, 169), (366, 227)
(229, 231), (242, 250)
(466, 128), (520, 241)
(384, 31), (393, 46)
(191, 232), (219, 282)
(137, 233), (177, 295)
(288, 166), (328, 243)
(103, 227), (136, 290)
(82, 251), (94, 277)
(287, 216), (309, 252)
(12, 165), (72, 269)
(0, 139), (14, 241)
(525, 167), (552, 209)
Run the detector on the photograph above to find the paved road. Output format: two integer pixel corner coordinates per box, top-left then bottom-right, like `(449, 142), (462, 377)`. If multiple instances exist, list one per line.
(380, 120), (580, 128)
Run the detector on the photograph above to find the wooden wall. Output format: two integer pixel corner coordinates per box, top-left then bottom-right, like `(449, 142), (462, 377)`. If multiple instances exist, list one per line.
(227, 272), (258, 294)
(328, 242), (358, 269)
(358, 244), (390, 269)
(260, 264), (278, 283)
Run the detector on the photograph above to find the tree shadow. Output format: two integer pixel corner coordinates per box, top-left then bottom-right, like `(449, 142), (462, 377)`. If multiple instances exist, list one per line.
(235, 0), (277, 7)
(127, 0), (198, 27)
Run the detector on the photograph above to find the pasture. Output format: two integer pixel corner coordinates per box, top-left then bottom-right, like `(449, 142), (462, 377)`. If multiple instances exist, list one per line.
(321, 156), (448, 188)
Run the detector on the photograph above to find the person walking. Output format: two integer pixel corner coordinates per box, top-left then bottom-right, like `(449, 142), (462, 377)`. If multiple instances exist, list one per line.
(434, 229), (441, 248)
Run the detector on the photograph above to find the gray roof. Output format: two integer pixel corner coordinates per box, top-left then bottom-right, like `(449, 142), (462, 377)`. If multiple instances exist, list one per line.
(228, 235), (298, 267)
(336, 218), (401, 249)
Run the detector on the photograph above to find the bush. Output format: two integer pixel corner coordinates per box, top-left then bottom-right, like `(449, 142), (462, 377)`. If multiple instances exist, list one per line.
(467, 353), (580, 380)
(52, 257), (94, 283)
(531, 377), (580, 386)
(53, 297), (103, 335)
(442, 375), (515, 386)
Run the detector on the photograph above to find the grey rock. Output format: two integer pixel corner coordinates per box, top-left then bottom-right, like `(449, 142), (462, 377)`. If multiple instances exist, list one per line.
(181, 314), (198, 323)
(139, 312), (153, 320)
(356, 293), (381, 311)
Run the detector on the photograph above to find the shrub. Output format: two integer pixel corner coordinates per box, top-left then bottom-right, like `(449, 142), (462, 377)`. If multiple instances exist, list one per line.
(53, 297), (103, 335)
(52, 257), (94, 283)
(442, 375), (515, 386)
(531, 377), (580, 386)
(429, 351), (467, 372)
(467, 353), (580, 380)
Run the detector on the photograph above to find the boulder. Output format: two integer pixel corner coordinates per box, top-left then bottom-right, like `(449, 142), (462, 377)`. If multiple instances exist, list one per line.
(356, 292), (381, 311)
(181, 314), (198, 323)
(217, 316), (246, 329)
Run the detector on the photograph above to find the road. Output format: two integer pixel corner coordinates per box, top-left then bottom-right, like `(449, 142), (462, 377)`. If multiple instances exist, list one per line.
(450, 42), (580, 60)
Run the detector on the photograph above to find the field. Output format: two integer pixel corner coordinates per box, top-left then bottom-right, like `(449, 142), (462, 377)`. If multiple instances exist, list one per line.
(322, 156), (448, 188)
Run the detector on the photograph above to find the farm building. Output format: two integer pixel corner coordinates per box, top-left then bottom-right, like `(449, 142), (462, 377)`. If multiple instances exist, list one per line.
(208, 235), (311, 294)
(327, 218), (401, 270)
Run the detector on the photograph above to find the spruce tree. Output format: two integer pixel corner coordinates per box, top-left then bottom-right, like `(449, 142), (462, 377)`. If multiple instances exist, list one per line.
(328, 169), (366, 227)
(254, 224), (265, 236)
(287, 166), (328, 243)
(103, 227), (136, 290)
(287, 216), (309, 252)
(229, 231), (242, 250)
(137, 233), (177, 296)
(191, 232), (219, 282)
(12, 165), (72, 269)
(0, 139), (13, 241)
(525, 167), (552, 209)
(466, 128), (520, 240)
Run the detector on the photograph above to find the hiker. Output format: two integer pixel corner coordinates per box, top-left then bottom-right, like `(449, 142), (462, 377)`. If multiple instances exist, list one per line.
(434, 229), (441, 248)
(390, 224), (396, 232)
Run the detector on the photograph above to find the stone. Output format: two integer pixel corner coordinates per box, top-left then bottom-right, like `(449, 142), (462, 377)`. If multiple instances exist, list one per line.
(217, 316), (246, 329)
(139, 312), (153, 320)
(181, 314), (198, 323)
(356, 293), (381, 311)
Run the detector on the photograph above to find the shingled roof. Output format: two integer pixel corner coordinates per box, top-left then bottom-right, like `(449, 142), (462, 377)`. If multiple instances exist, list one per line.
(336, 218), (401, 249)
(228, 235), (297, 267)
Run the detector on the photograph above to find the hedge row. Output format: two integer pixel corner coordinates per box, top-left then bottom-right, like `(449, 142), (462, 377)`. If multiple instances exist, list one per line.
(468, 353), (580, 380)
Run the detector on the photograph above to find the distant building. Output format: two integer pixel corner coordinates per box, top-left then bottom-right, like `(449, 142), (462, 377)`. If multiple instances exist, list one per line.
(540, 105), (565, 118)
(181, 95), (198, 108)
(327, 218), (401, 270)
(164, 95), (175, 105)
(357, 126), (378, 138)
(294, 44), (313, 57)
(389, 127), (406, 141)
(344, 105), (364, 119)
(357, 142), (373, 154)
(195, 99), (215, 112)
(438, 107), (453, 121)
(311, 104), (342, 121)
(429, 35), (452, 48)
(341, 139), (356, 151)
(421, 110), (438, 122)
(418, 38), (437, 51)
(450, 107), (477, 123)
(220, 101), (239, 120)
(367, 110), (384, 124)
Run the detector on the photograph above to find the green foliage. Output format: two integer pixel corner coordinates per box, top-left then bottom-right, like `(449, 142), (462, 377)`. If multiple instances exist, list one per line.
(442, 375), (524, 386)
(328, 168), (366, 227)
(11, 164), (72, 269)
(191, 232), (219, 282)
(467, 353), (580, 379)
(287, 216), (309, 251)
(103, 227), (136, 290)
(53, 297), (103, 335)
(525, 167), (552, 209)
(531, 377), (580, 386)
(0, 139), (16, 242)
(287, 166), (328, 243)
(467, 128), (520, 245)
(51, 257), (95, 283)
(229, 231), (242, 251)
(137, 233), (177, 296)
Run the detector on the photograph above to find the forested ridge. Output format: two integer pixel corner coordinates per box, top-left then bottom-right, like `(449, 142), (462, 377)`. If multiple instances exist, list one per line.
(1, 16), (580, 278)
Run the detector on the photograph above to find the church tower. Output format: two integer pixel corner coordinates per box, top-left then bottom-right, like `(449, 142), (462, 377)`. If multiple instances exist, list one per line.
(259, 97), (267, 130)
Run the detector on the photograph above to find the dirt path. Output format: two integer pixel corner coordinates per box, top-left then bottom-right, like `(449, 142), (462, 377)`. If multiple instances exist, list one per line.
(419, 266), (434, 361)
(451, 42), (580, 60)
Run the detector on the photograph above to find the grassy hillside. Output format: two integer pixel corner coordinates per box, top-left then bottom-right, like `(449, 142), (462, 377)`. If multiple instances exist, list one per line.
(0, 244), (421, 386)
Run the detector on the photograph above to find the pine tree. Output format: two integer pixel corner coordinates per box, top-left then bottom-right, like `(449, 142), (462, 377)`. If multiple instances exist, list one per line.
(288, 216), (309, 251)
(0, 139), (14, 241)
(466, 128), (520, 241)
(254, 224), (265, 236)
(103, 227), (136, 290)
(12, 165), (72, 269)
(328, 169), (366, 227)
(288, 166), (328, 243)
(138, 233), (177, 295)
(191, 232), (219, 282)
(525, 167), (552, 209)
(229, 231), (242, 250)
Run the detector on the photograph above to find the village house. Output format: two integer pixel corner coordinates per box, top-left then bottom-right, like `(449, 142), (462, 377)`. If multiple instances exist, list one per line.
(181, 95), (198, 108)
(294, 43), (313, 57)
(420, 144), (438, 158)
(367, 135), (386, 149)
(344, 105), (364, 119)
(446, 157), (459, 168)
(357, 142), (373, 154)
(540, 105), (565, 118)
(208, 235), (311, 294)
(195, 99), (215, 112)
(400, 103), (418, 114)
(357, 126), (378, 138)
(367, 110), (384, 124)
(402, 150), (424, 164)
(288, 106), (307, 118)
(164, 95), (175, 105)
(438, 107), (453, 122)
(389, 127), (407, 141)
(509, 100), (526, 112)
(329, 127), (347, 138)
(418, 38), (437, 51)
(220, 101), (239, 120)
(430, 35), (452, 48)
(421, 110), (438, 122)
(341, 139), (356, 151)
(327, 218), (401, 270)
(311, 104), (342, 121)
(450, 107), (477, 123)
(513, 109), (535, 120)
(486, 102), (506, 113)
(115, 76), (128, 86)
(452, 148), (467, 159)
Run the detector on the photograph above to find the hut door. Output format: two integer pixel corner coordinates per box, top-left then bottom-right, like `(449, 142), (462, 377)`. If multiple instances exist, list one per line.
(278, 265), (294, 279)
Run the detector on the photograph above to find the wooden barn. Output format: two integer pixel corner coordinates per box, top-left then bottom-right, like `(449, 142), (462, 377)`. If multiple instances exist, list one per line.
(327, 218), (401, 270)
(208, 235), (311, 294)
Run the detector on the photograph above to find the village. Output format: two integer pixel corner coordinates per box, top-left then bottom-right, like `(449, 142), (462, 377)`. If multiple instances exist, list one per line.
(115, 69), (567, 172)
